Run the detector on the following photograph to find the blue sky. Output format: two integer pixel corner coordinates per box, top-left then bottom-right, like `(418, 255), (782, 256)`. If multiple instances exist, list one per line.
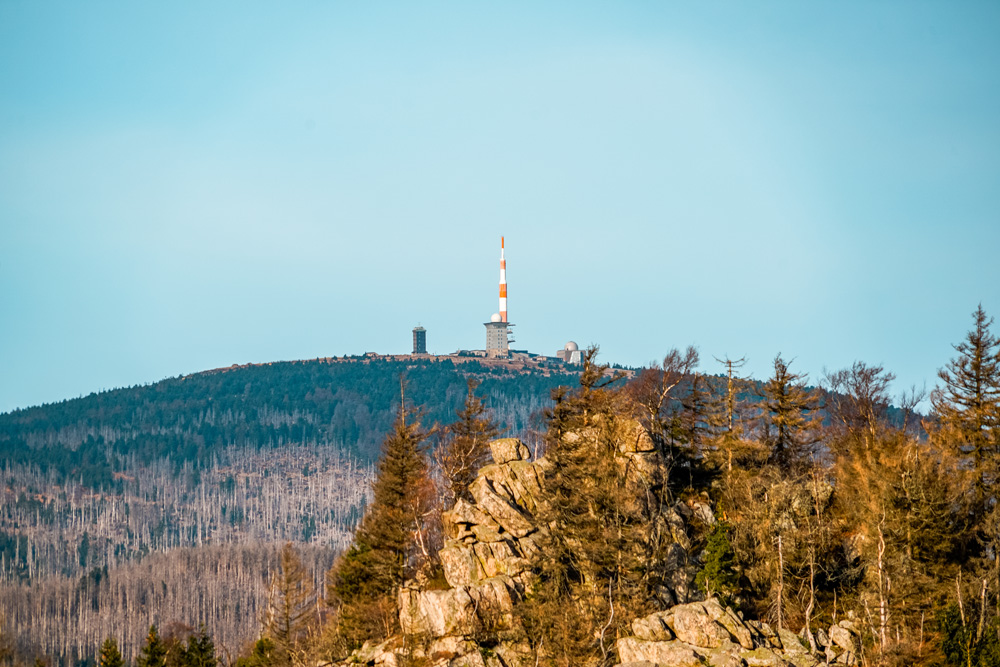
(2, 2), (998, 413)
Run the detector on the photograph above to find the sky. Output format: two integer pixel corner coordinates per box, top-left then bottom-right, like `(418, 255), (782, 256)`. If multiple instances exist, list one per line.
(2, 2), (999, 413)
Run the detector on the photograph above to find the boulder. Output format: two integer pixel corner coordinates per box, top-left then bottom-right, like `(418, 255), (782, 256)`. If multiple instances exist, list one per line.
(748, 620), (782, 649)
(692, 501), (716, 526)
(398, 586), (476, 637)
(444, 499), (495, 537)
(815, 628), (829, 648)
(350, 637), (401, 666)
(784, 652), (821, 667)
(740, 647), (790, 666)
(490, 438), (531, 464)
(837, 619), (859, 634)
(471, 523), (504, 543)
(828, 625), (856, 653)
(505, 460), (545, 511)
(834, 649), (858, 666)
(514, 531), (544, 558)
(480, 461), (544, 513)
(623, 452), (663, 487)
(720, 608), (755, 649)
(468, 575), (517, 619)
(777, 627), (808, 654)
(631, 611), (675, 641)
(616, 638), (705, 667)
(469, 477), (535, 538)
(426, 636), (474, 662)
(473, 540), (526, 578)
(615, 419), (656, 453)
(669, 601), (733, 648)
(700, 598), (754, 649)
(440, 540), (481, 588)
(705, 641), (744, 667)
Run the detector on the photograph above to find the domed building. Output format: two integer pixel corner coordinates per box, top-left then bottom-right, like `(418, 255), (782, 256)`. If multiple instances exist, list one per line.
(556, 341), (582, 364)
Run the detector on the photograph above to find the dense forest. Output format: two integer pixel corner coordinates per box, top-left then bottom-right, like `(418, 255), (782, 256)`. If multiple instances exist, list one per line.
(0, 356), (578, 483)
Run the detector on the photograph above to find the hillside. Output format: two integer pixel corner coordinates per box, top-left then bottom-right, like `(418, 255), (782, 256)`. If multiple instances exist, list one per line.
(0, 355), (580, 484)
(0, 355), (581, 663)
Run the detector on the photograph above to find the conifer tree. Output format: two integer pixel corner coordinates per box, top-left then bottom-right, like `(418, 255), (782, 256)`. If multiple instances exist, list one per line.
(234, 638), (277, 667)
(434, 378), (500, 507)
(932, 304), (1000, 509)
(98, 637), (124, 667)
(326, 394), (431, 654)
(137, 625), (168, 667)
(182, 627), (217, 667)
(518, 348), (669, 666)
(759, 354), (820, 470)
(695, 519), (739, 604)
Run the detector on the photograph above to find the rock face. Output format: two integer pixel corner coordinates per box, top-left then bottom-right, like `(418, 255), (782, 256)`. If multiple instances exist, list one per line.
(338, 430), (859, 667)
(615, 601), (861, 667)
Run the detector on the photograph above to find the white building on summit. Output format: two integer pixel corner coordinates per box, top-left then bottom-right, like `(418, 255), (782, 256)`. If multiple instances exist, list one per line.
(556, 341), (582, 364)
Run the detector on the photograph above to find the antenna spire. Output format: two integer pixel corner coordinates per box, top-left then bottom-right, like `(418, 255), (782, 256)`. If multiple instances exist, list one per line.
(499, 237), (507, 323)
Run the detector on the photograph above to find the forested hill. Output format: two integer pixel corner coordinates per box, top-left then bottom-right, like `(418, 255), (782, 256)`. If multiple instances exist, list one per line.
(0, 356), (581, 488)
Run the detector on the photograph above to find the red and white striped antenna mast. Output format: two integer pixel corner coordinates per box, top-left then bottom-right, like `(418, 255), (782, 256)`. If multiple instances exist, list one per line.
(499, 236), (508, 323)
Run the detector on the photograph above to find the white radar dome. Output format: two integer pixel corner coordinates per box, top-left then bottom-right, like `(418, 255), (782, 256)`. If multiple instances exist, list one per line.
(490, 313), (502, 323)
(565, 341), (579, 351)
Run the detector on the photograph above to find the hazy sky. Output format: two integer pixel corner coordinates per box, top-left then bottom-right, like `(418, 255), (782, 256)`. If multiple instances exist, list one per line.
(2, 2), (999, 413)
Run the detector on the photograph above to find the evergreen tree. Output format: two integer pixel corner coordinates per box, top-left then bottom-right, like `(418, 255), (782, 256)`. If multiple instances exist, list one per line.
(182, 626), (217, 667)
(932, 304), (1000, 509)
(234, 638), (277, 667)
(434, 378), (500, 507)
(137, 626), (168, 667)
(326, 396), (431, 654)
(759, 354), (820, 470)
(517, 349), (669, 666)
(98, 637), (124, 667)
(695, 520), (739, 605)
(939, 602), (1000, 667)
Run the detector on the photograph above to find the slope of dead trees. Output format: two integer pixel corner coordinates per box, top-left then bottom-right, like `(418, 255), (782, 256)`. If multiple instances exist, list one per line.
(0, 443), (371, 583)
(0, 542), (333, 665)
(0, 444), (368, 666)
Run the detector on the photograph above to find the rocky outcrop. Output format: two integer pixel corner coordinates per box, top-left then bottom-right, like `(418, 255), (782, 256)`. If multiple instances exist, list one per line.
(337, 428), (861, 667)
(616, 601), (862, 667)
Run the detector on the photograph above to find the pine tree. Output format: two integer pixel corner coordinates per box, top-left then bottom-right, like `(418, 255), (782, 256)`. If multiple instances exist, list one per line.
(326, 396), (431, 654)
(434, 378), (500, 507)
(98, 637), (124, 667)
(182, 626), (217, 667)
(932, 304), (1000, 509)
(759, 354), (820, 470)
(137, 626), (168, 667)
